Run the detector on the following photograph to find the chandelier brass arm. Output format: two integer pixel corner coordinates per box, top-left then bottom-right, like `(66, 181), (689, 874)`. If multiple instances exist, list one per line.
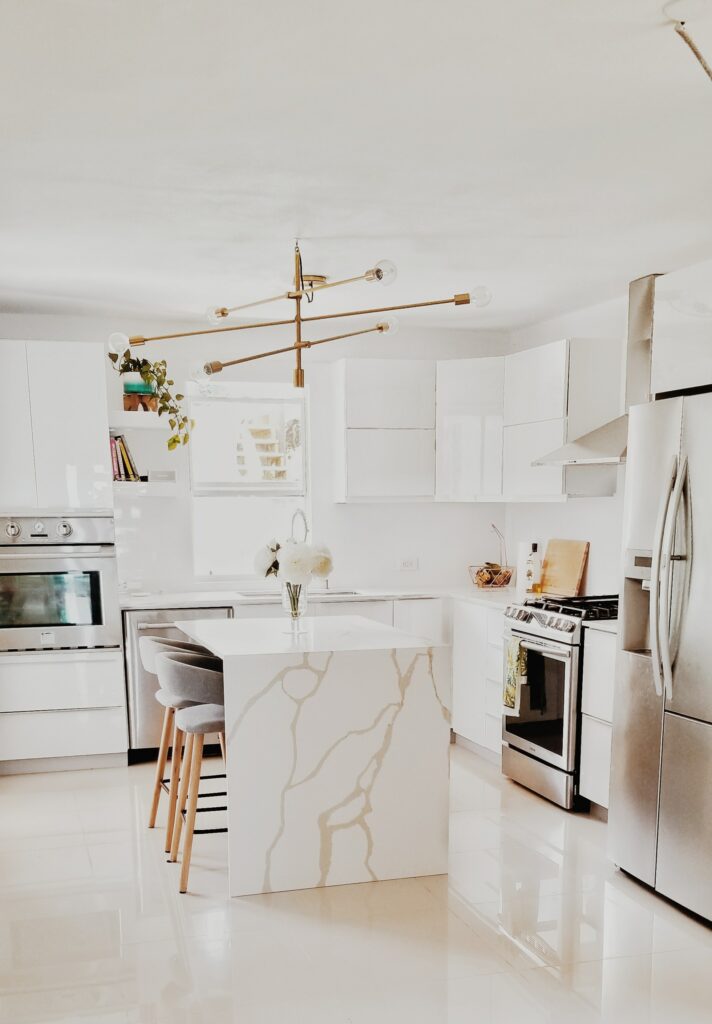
(127, 315), (296, 347)
(204, 323), (389, 376)
(302, 294), (471, 325)
(109, 242), (491, 390)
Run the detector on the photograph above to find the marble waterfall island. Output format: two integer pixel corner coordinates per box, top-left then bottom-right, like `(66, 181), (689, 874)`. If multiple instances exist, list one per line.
(176, 615), (451, 897)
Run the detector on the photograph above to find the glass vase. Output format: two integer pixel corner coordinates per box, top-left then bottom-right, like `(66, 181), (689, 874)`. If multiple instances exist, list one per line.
(281, 581), (307, 631)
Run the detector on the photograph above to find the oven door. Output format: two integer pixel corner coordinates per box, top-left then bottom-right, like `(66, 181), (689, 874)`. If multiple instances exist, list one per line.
(0, 546), (121, 651)
(502, 629), (579, 772)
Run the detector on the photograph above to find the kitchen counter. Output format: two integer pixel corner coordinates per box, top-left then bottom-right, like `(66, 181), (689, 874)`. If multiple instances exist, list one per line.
(176, 614), (451, 898)
(583, 619), (619, 635)
(119, 585), (513, 611)
(119, 588), (436, 611)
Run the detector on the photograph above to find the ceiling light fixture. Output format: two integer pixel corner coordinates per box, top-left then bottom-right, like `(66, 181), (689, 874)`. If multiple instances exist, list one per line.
(663, 1), (712, 82)
(109, 243), (491, 389)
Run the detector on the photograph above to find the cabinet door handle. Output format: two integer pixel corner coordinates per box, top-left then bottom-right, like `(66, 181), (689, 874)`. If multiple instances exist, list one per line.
(136, 622), (181, 631)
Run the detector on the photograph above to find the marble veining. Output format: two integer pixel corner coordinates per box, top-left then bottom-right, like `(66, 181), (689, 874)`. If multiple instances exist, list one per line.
(216, 634), (451, 897)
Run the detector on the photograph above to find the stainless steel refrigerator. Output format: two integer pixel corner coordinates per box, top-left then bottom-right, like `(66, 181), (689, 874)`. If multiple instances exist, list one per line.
(609, 394), (712, 921)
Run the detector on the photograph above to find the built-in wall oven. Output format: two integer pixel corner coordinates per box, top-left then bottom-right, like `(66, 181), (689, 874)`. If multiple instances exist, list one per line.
(0, 516), (121, 651)
(502, 596), (617, 809)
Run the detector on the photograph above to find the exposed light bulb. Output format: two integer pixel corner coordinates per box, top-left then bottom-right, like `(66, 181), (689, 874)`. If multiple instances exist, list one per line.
(377, 316), (399, 336)
(373, 259), (397, 286)
(206, 305), (229, 326)
(191, 362), (209, 382)
(108, 332), (130, 356)
(468, 285), (493, 308)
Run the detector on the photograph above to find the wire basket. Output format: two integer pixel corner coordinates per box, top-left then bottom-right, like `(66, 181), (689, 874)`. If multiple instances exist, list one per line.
(468, 564), (514, 589)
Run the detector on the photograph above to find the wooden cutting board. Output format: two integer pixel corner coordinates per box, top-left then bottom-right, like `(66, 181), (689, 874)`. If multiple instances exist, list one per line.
(540, 539), (589, 598)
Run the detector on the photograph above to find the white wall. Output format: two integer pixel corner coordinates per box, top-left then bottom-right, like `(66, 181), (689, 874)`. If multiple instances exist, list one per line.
(0, 312), (510, 592)
(506, 296), (629, 595)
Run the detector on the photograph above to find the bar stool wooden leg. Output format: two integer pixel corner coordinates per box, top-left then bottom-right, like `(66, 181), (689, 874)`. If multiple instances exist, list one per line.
(169, 732), (194, 862)
(165, 724), (184, 854)
(149, 706), (174, 828)
(218, 731), (226, 762)
(180, 734), (205, 894)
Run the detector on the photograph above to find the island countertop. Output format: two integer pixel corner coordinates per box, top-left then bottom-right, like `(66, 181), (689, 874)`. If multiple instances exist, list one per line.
(175, 614), (443, 659)
(175, 612), (451, 897)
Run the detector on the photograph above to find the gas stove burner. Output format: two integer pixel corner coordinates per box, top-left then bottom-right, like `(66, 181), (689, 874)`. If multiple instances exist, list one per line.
(523, 595), (618, 622)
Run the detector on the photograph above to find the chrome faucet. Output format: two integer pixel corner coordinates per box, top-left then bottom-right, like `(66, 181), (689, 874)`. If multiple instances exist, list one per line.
(290, 508), (309, 544)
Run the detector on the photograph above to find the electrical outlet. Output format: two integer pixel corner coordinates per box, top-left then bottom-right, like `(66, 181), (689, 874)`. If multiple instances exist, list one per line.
(399, 556), (419, 572)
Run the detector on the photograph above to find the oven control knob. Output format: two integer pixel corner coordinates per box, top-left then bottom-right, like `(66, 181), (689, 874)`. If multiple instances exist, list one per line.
(563, 620), (575, 632)
(5, 521), (20, 538)
(56, 521), (73, 538)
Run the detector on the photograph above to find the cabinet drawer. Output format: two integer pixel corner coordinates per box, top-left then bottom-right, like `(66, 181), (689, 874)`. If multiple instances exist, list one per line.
(581, 628), (617, 723)
(0, 651), (125, 713)
(486, 609), (505, 648)
(0, 708), (128, 761)
(579, 715), (612, 808)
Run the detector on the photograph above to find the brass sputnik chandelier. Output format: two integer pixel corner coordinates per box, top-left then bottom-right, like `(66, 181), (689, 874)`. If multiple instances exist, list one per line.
(109, 242), (492, 389)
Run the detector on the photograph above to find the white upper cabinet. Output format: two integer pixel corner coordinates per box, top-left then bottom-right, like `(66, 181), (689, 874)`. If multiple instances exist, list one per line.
(652, 260), (712, 395)
(334, 359), (436, 501)
(0, 341), (37, 508)
(435, 357), (504, 501)
(345, 358), (435, 428)
(346, 429), (435, 498)
(503, 419), (565, 500)
(504, 339), (568, 426)
(27, 342), (113, 509)
(3, 341), (113, 511)
(502, 337), (622, 500)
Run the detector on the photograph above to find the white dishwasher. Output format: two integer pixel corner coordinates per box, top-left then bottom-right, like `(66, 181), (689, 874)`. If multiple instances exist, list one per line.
(123, 605), (233, 760)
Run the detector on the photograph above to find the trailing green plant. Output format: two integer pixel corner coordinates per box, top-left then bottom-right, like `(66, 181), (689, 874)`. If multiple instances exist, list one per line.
(107, 348), (193, 450)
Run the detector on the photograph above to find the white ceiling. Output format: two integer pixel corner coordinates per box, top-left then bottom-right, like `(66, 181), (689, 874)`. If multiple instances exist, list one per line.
(2, 0), (712, 330)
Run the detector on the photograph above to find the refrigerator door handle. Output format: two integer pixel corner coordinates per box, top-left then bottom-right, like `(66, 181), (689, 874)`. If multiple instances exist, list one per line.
(650, 457), (677, 698)
(660, 456), (689, 701)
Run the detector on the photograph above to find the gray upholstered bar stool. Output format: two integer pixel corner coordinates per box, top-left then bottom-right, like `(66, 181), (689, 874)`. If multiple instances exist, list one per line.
(139, 636), (212, 851)
(155, 649), (226, 894)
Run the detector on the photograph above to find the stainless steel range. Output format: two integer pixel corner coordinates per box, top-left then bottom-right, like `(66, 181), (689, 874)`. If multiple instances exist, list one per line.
(502, 595), (618, 809)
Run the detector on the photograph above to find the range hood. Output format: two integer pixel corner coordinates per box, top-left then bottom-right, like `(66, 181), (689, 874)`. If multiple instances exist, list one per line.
(533, 274), (657, 467)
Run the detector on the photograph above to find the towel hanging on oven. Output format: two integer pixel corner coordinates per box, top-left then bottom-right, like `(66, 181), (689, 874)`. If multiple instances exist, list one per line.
(503, 637), (527, 717)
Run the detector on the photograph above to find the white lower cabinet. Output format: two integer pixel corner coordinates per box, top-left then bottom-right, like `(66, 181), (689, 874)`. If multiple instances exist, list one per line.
(393, 598), (447, 644)
(451, 598), (505, 757)
(0, 651), (125, 713)
(0, 650), (128, 763)
(0, 708), (128, 762)
(580, 715), (612, 808)
(579, 626), (618, 808)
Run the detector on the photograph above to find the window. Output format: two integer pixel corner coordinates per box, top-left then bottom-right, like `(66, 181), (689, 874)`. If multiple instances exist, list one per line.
(187, 382), (309, 577)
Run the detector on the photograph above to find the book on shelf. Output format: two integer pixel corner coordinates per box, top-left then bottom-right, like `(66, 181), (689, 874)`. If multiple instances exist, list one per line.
(109, 433), (140, 481)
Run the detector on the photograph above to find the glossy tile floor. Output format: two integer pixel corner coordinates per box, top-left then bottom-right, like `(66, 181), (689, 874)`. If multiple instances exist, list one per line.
(1, 745), (711, 1023)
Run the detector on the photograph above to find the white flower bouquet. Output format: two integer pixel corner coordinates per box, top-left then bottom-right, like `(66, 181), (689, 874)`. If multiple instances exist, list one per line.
(254, 537), (333, 620)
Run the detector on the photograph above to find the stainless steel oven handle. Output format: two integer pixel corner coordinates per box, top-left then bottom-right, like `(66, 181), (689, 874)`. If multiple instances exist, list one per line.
(137, 622), (184, 631)
(518, 639), (572, 660)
